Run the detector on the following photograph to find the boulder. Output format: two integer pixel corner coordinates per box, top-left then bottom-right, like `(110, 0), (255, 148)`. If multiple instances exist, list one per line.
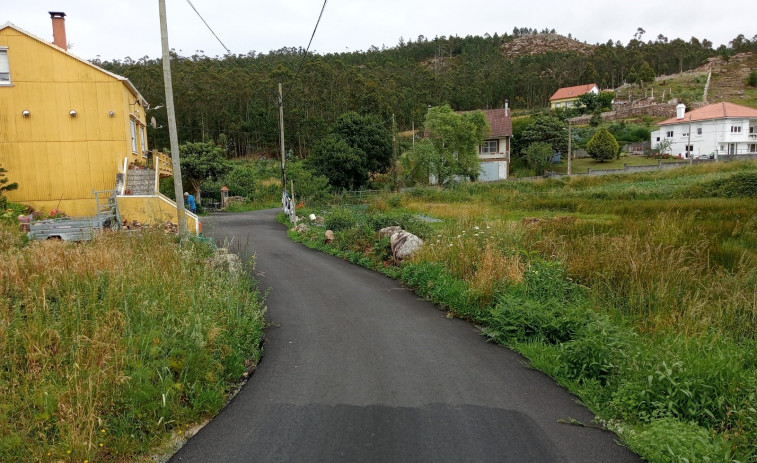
(293, 223), (309, 233)
(324, 229), (335, 243)
(390, 230), (424, 261)
(379, 226), (402, 239)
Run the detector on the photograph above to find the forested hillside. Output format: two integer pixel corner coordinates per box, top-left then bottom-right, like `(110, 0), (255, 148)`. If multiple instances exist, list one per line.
(99, 29), (757, 157)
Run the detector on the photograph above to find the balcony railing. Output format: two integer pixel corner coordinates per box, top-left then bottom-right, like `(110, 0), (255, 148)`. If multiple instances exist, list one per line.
(152, 150), (173, 177)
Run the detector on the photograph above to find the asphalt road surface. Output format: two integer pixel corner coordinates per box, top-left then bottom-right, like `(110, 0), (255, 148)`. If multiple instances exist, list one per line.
(170, 209), (640, 463)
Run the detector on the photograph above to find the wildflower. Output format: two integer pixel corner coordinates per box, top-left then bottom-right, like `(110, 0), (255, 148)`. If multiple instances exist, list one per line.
(101, 429), (106, 433)
(474, 226), (479, 230)
(67, 450), (71, 454)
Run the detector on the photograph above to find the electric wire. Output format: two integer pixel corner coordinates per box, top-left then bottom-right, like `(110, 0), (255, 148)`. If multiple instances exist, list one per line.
(185, 0), (232, 56)
(294, 0), (328, 78)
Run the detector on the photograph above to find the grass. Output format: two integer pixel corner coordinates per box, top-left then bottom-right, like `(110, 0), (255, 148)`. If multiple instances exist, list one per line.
(0, 228), (265, 462)
(287, 160), (757, 462)
(550, 155), (685, 174)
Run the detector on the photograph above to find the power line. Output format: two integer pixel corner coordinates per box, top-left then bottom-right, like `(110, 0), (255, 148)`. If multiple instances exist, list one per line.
(294, 0), (328, 78)
(185, 0), (232, 55)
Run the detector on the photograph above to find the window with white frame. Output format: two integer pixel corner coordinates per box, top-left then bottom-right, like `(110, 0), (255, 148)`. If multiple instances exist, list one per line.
(0, 48), (10, 84)
(749, 144), (757, 153)
(130, 119), (137, 153)
(697, 127), (702, 135)
(750, 126), (756, 134)
(480, 140), (497, 154)
(666, 130), (674, 138)
(140, 125), (146, 154)
(731, 126), (742, 133)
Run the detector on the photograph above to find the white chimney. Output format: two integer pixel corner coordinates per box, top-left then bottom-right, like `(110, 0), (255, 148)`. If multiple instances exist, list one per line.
(676, 103), (686, 120)
(504, 99), (509, 116)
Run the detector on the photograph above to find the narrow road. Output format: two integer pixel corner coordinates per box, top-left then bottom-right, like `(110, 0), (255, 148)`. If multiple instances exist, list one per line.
(170, 209), (640, 462)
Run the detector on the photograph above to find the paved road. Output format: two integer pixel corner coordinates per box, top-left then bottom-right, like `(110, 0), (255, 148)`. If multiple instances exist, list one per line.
(170, 209), (640, 463)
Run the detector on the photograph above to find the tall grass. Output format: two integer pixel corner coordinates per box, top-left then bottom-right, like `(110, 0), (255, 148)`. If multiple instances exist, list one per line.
(0, 229), (264, 462)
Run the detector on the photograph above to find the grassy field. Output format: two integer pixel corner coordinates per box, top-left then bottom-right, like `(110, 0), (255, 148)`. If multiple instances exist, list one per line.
(550, 155), (685, 174)
(0, 229), (265, 462)
(288, 160), (757, 462)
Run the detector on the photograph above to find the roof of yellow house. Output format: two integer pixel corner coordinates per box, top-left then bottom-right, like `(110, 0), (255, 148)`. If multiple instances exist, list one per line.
(549, 83), (598, 101)
(0, 21), (147, 105)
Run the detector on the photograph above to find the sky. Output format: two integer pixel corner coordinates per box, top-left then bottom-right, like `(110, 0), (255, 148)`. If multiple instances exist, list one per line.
(3, 0), (756, 61)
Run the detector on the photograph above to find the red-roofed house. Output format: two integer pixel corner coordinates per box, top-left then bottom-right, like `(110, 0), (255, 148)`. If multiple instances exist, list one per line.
(651, 102), (757, 158)
(458, 107), (513, 181)
(549, 83), (599, 109)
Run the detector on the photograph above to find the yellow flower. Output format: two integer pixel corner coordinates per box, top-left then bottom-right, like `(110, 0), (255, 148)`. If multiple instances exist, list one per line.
(101, 429), (106, 433)
(67, 450), (71, 454)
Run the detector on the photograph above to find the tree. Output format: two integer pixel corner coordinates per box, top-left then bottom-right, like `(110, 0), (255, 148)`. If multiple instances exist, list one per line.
(638, 61), (656, 85)
(519, 115), (568, 156)
(524, 142), (553, 175)
(422, 105), (489, 183)
(305, 135), (367, 190)
(331, 112), (393, 176)
(586, 127), (619, 162)
(0, 164), (18, 197)
(179, 141), (232, 205)
(401, 138), (442, 186)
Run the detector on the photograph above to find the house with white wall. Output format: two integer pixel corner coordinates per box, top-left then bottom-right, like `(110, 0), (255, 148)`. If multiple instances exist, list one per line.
(651, 102), (757, 158)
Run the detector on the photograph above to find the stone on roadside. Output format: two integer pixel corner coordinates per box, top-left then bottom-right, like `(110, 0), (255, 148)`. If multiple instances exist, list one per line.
(379, 226), (402, 239)
(324, 229), (334, 243)
(389, 229), (424, 260)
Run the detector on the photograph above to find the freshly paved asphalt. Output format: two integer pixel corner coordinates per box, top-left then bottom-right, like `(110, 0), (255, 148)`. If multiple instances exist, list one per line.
(170, 209), (640, 463)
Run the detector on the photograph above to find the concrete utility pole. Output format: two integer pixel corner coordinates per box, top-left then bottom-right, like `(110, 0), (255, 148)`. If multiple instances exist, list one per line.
(567, 119), (572, 176)
(687, 114), (693, 166)
(159, 0), (187, 234)
(278, 83), (286, 191)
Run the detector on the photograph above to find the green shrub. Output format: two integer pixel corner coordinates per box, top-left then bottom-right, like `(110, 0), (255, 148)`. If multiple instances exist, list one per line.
(324, 208), (358, 231)
(696, 172), (757, 198)
(620, 418), (736, 463)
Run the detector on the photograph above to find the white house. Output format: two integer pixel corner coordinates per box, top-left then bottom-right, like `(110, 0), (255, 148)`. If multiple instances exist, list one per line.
(651, 102), (757, 158)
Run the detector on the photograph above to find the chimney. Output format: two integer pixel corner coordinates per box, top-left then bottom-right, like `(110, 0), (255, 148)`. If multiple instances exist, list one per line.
(504, 99), (509, 117)
(49, 12), (67, 51)
(676, 103), (686, 120)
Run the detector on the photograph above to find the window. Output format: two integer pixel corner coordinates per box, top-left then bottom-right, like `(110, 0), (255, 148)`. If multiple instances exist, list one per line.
(566, 101), (573, 108)
(480, 140), (497, 154)
(731, 126), (742, 133)
(682, 132), (689, 137)
(130, 119), (137, 153)
(749, 144), (757, 153)
(140, 125), (146, 154)
(697, 128), (702, 135)
(666, 130), (674, 138)
(0, 48), (10, 84)
(656, 137), (660, 142)
(685, 145), (694, 153)
(750, 126), (755, 134)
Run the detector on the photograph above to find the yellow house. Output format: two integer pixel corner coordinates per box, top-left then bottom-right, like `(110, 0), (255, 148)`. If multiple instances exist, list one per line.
(0, 14), (199, 233)
(549, 83), (599, 109)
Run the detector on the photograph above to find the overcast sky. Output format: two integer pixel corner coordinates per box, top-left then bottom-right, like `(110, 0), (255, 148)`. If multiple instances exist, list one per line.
(4, 1), (756, 61)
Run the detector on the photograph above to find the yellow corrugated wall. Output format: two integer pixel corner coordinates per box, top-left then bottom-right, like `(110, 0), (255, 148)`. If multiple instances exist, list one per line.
(0, 26), (147, 216)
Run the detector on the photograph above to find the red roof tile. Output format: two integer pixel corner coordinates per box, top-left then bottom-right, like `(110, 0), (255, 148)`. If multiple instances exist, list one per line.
(549, 83), (598, 101)
(658, 102), (757, 125)
(456, 108), (512, 138)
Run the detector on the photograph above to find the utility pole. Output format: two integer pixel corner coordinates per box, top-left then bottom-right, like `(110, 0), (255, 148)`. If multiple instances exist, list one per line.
(567, 119), (572, 175)
(159, 0), (187, 234)
(688, 115), (693, 166)
(278, 83), (286, 191)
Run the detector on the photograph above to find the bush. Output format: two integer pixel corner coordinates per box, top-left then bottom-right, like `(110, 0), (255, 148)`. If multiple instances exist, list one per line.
(324, 208), (358, 231)
(524, 142), (553, 175)
(587, 127), (620, 162)
(747, 70), (757, 87)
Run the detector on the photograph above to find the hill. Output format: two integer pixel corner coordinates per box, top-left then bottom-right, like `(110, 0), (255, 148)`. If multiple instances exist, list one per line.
(501, 33), (594, 59)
